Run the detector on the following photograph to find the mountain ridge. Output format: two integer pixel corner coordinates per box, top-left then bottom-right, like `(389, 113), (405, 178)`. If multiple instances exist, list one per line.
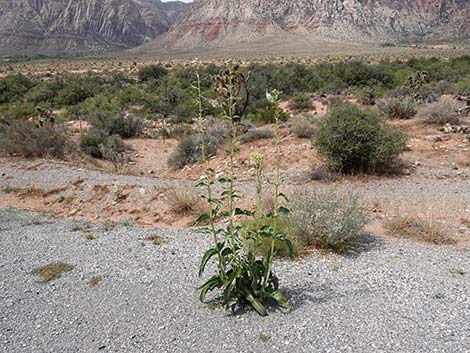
(0, 0), (191, 55)
(141, 0), (470, 53)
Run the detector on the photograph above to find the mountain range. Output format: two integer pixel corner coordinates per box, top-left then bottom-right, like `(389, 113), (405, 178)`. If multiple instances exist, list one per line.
(0, 0), (190, 55)
(1, 0), (470, 56)
(146, 0), (470, 51)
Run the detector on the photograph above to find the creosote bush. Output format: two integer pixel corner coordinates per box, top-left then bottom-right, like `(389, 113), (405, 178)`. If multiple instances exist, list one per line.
(90, 111), (144, 139)
(168, 123), (229, 170)
(289, 93), (311, 111)
(138, 64), (168, 82)
(421, 97), (460, 125)
(314, 103), (407, 173)
(0, 120), (69, 158)
(289, 189), (369, 251)
(380, 96), (417, 119)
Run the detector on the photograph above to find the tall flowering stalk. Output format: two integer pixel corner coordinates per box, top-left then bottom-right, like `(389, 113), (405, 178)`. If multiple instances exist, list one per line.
(197, 65), (292, 316)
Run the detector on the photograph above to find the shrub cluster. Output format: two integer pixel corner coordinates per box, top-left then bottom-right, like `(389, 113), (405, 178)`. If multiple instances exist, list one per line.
(168, 123), (230, 169)
(314, 103), (407, 173)
(421, 97), (460, 125)
(289, 189), (369, 251)
(0, 120), (69, 158)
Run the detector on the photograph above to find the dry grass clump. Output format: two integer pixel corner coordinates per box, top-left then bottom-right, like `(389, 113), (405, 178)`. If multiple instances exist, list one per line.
(421, 97), (460, 125)
(384, 211), (456, 245)
(164, 187), (205, 215)
(31, 262), (74, 283)
(289, 115), (315, 139)
(289, 189), (369, 251)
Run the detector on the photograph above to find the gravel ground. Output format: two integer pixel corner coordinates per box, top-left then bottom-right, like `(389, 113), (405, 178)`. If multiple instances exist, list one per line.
(1, 209), (469, 353)
(2, 158), (470, 214)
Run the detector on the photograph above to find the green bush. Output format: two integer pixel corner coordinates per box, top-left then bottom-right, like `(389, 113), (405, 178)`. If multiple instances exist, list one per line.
(138, 65), (168, 82)
(168, 123), (229, 169)
(89, 111), (144, 139)
(24, 80), (61, 105)
(80, 129), (107, 158)
(80, 130), (127, 159)
(289, 189), (369, 251)
(0, 74), (34, 104)
(0, 120), (69, 157)
(246, 107), (289, 125)
(289, 93), (311, 111)
(380, 96), (417, 119)
(314, 103), (407, 173)
(54, 74), (102, 106)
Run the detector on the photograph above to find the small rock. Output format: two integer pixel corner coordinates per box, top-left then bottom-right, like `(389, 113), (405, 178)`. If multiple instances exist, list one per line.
(424, 135), (450, 142)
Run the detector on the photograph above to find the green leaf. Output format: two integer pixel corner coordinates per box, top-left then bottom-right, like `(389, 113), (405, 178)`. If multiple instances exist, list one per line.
(198, 275), (222, 302)
(268, 290), (291, 310)
(278, 192), (289, 202)
(199, 248), (219, 277)
(246, 293), (268, 316)
(278, 206), (290, 215)
(194, 213), (210, 226)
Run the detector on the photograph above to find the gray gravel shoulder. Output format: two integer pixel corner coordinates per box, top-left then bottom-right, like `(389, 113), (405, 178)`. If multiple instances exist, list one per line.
(1, 209), (469, 353)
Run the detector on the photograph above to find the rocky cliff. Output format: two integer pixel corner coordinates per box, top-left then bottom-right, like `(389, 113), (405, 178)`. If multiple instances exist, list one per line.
(0, 0), (190, 55)
(147, 0), (470, 50)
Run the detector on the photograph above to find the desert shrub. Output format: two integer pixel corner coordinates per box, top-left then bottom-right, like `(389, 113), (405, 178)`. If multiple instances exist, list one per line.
(168, 123), (229, 169)
(24, 80), (61, 105)
(380, 96), (417, 119)
(421, 97), (460, 125)
(138, 65), (168, 82)
(54, 75), (102, 106)
(289, 189), (369, 251)
(314, 103), (407, 173)
(0, 101), (37, 120)
(0, 120), (69, 157)
(356, 86), (376, 105)
(289, 93), (311, 111)
(80, 129), (127, 160)
(157, 123), (193, 139)
(290, 116), (315, 139)
(99, 135), (129, 169)
(246, 107), (289, 125)
(89, 111), (143, 138)
(164, 187), (205, 215)
(240, 129), (273, 144)
(0, 74), (34, 104)
(80, 129), (107, 158)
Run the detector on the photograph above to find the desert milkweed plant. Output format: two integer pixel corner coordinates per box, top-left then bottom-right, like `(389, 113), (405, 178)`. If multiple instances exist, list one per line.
(196, 65), (292, 316)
